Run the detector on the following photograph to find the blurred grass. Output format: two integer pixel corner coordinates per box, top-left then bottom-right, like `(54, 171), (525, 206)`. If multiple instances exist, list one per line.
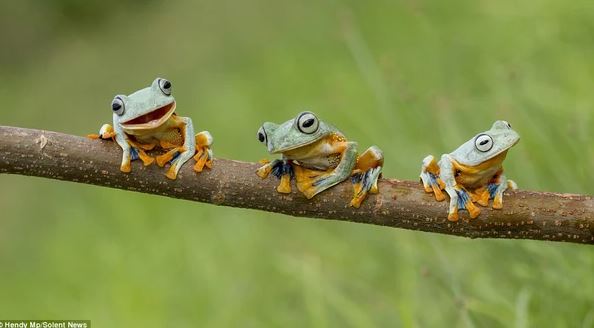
(0, 0), (593, 326)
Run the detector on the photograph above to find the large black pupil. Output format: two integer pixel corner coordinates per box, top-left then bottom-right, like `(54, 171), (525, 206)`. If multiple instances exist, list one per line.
(258, 133), (265, 142)
(302, 118), (315, 128)
(163, 81), (171, 89)
(112, 102), (121, 111)
(480, 139), (489, 145)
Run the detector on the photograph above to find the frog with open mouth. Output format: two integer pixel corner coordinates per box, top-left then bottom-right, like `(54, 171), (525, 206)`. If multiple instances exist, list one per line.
(89, 77), (213, 180)
(256, 111), (384, 208)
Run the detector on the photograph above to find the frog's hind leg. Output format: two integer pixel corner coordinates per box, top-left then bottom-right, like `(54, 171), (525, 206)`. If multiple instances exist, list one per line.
(420, 155), (446, 201)
(350, 146), (384, 208)
(295, 142), (358, 200)
(439, 155), (479, 221)
(294, 165), (335, 198)
(193, 131), (214, 173)
(488, 171), (517, 209)
(156, 147), (184, 168)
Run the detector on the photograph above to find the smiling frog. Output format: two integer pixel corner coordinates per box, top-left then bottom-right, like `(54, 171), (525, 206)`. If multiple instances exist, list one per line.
(89, 78), (213, 179)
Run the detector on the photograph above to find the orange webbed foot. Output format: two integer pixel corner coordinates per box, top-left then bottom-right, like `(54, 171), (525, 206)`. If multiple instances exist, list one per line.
(277, 174), (292, 193)
(156, 147), (183, 167)
(193, 147), (213, 173)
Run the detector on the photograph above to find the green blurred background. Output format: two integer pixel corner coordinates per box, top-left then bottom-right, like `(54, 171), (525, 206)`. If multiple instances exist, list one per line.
(1, 0), (593, 326)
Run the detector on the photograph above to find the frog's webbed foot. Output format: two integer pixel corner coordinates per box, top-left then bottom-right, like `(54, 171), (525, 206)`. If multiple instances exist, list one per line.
(446, 186), (481, 221)
(294, 166), (336, 199)
(193, 131), (214, 173)
(488, 174), (517, 210)
(119, 143), (154, 173)
(350, 146), (384, 208)
(163, 146), (198, 180)
(256, 159), (294, 193)
(88, 124), (116, 140)
(256, 159), (275, 179)
(420, 155), (446, 201)
(470, 187), (490, 207)
(156, 147), (184, 168)
(351, 166), (382, 208)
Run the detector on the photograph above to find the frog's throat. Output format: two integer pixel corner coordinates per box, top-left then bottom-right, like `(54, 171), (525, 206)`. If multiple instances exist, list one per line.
(270, 132), (332, 154)
(121, 101), (176, 130)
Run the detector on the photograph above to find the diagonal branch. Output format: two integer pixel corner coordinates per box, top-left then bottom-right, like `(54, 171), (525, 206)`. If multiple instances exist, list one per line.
(0, 126), (592, 245)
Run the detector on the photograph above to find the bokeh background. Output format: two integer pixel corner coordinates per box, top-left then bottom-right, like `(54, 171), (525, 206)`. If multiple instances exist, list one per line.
(1, 0), (593, 326)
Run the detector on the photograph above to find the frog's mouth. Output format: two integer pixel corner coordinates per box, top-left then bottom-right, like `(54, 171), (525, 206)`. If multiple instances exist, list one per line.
(121, 102), (176, 130)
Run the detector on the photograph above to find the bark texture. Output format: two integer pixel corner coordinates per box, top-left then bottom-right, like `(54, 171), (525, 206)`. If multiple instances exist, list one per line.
(1, 126), (593, 245)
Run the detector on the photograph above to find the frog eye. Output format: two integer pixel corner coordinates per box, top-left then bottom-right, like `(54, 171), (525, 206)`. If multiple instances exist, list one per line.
(504, 121), (512, 128)
(158, 78), (172, 96)
(475, 134), (493, 152)
(296, 112), (319, 134)
(257, 126), (267, 144)
(111, 96), (125, 116)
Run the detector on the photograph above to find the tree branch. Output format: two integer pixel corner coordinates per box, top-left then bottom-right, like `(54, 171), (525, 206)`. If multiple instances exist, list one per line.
(1, 125), (592, 245)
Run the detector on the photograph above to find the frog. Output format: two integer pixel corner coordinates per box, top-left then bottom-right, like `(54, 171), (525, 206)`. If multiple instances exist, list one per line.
(420, 120), (520, 221)
(255, 111), (384, 208)
(88, 77), (213, 180)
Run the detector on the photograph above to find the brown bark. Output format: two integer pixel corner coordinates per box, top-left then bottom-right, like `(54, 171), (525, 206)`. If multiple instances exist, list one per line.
(1, 126), (592, 245)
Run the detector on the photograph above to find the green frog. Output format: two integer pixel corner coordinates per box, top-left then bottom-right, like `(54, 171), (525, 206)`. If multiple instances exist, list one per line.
(256, 111), (384, 208)
(89, 78), (213, 179)
(420, 120), (520, 221)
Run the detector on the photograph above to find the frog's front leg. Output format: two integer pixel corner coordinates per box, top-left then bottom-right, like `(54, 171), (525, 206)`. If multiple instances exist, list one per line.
(420, 155), (446, 201)
(350, 146), (384, 208)
(164, 116), (196, 180)
(488, 170), (517, 210)
(112, 126), (133, 173)
(296, 142), (357, 199)
(439, 155), (480, 221)
(193, 131), (214, 173)
(256, 159), (294, 193)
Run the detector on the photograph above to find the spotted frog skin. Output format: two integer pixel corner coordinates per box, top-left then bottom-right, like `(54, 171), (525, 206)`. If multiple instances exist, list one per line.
(89, 78), (213, 180)
(256, 111), (384, 208)
(420, 121), (519, 221)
